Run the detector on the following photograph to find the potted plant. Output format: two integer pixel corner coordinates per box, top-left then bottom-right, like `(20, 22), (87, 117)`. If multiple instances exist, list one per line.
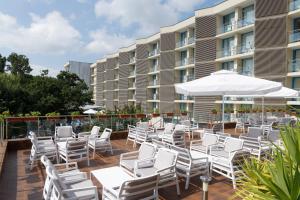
(166, 112), (174, 117)
(46, 112), (60, 120)
(152, 109), (160, 117)
(181, 109), (188, 116)
(211, 108), (218, 114)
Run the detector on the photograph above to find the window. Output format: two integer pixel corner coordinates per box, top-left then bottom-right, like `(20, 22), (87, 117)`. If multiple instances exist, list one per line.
(241, 32), (254, 53)
(292, 77), (300, 90)
(180, 51), (188, 65)
(242, 5), (254, 26)
(179, 103), (187, 111)
(222, 12), (235, 32)
(180, 31), (187, 46)
(241, 58), (253, 76)
(292, 49), (300, 72)
(222, 37), (235, 56)
(180, 70), (186, 83)
(221, 61), (234, 71)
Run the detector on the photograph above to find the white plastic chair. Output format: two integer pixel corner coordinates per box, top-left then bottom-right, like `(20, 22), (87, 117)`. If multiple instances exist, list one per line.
(190, 133), (219, 154)
(55, 126), (76, 142)
(88, 128), (113, 158)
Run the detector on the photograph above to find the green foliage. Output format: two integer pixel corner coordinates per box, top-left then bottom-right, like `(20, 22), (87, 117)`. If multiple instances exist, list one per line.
(30, 111), (41, 116)
(235, 125), (300, 200)
(40, 69), (49, 77)
(70, 111), (80, 116)
(0, 54), (6, 73)
(46, 112), (60, 116)
(7, 53), (32, 75)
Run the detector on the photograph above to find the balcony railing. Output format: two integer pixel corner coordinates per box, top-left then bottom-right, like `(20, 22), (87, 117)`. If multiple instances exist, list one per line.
(220, 18), (254, 34)
(152, 93), (159, 100)
(289, 0), (300, 11)
(178, 94), (193, 101)
(176, 57), (195, 67)
(149, 65), (159, 73)
(148, 49), (160, 57)
(176, 37), (195, 48)
(217, 45), (254, 58)
(180, 74), (194, 83)
(129, 57), (136, 64)
(239, 70), (253, 76)
(289, 29), (300, 43)
(129, 71), (136, 77)
(128, 82), (136, 88)
(149, 79), (158, 86)
(289, 59), (300, 72)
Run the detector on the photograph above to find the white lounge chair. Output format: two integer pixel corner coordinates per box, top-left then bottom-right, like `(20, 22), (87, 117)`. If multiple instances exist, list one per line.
(235, 119), (245, 134)
(246, 127), (262, 138)
(88, 128), (113, 158)
(120, 142), (156, 173)
(209, 137), (244, 159)
(190, 133), (219, 154)
(55, 126), (76, 142)
(126, 125), (136, 147)
(28, 131), (54, 146)
(171, 145), (209, 190)
(163, 128), (186, 148)
(46, 166), (99, 200)
(102, 174), (159, 200)
(57, 138), (90, 166)
(134, 148), (180, 195)
(239, 135), (270, 160)
(77, 126), (100, 138)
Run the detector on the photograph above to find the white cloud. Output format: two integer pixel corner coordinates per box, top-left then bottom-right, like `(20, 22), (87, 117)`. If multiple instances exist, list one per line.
(31, 64), (61, 77)
(77, 0), (87, 3)
(85, 28), (134, 54)
(0, 11), (82, 55)
(94, 0), (203, 35)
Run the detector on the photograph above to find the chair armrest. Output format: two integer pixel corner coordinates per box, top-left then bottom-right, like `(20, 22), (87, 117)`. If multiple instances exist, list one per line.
(156, 165), (176, 174)
(72, 132), (77, 138)
(209, 144), (225, 152)
(60, 172), (88, 181)
(192, 157), (208, 163)
(37, 136), (53, 140)
(134, 158), (155, 169)
(62, 186), (98, 199)
(54, 162), (78, 172)
(120, 151), (139, 160)
(77, 132), (90, 137)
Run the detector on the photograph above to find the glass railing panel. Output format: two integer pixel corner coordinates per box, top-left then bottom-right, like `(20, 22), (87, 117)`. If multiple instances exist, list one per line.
(290, 0), (300, 11)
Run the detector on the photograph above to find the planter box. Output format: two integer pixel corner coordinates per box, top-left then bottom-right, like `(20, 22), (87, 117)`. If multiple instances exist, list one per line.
(166, 113), (174, 117)
(46, 116), (61, 121)
(71, 115), (85, 119)
(6, 117), (38, 123)
(119, 114), (131, 119)
(97, 115), (110, 119)
(181, 113), (187, 116)
(135, 114), (146, 118)
(152, 113), (160, 117)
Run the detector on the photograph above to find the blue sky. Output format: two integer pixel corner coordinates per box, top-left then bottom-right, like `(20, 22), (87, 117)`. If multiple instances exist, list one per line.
(0, 0), (222, 76)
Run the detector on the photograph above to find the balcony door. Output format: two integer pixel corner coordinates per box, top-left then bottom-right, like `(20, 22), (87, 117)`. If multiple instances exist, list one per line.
(242, 5), (254, 25)
(223, 12), (235, 32)
(180, 31), (187, 46)
(241, 58), (253, 76)
(180, 51), (187, 66)
(293, 18), (300, 42)
(292, 49), (300, 72)
(221, 61), (234, 71)
(222, 37), (234, 56)
(241, 32), (254, 53)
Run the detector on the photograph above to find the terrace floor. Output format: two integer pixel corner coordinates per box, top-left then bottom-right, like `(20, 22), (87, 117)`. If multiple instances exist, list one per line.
(0, 136), (239, 200)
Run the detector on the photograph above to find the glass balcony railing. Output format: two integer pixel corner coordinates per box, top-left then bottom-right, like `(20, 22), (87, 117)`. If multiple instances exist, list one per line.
(217, 45), (254, 58)
(289, 0), (300, 11)
(289, 30), (300, 43)
(239, 70), (253, 76)
(149, 65), (159, 73)
(148, 49), (160, 57)
(152, 93), (159, 100)
(176, 57), (195, 67)
(179, 94), (193, 101)
(129, 71), (136, 77)
(176, 37), (195, 48)
(149, 79), (158, 86)
(129, 57), (136, 64)
(289, 59), (300, 72)
(128, 82), (136, 88)
(180, 75), (194, 83)
(220, 18), (254, 34)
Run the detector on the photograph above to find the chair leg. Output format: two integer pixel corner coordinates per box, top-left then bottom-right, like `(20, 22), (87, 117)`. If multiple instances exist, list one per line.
(176, 175), (181, 196)
(93, 147), (96, 159)
(185, 174), (190, 190)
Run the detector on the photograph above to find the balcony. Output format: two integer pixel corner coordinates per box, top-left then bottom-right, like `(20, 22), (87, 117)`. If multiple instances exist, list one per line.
(289, 30), (300, 44)
(219, 19), (254, 35)
(152, 93), (159, 100)
(176, 57), (195, 68)
(216, 45), (254, 59)
(289, 0), (300, 12)
(128, 82), (136, 89)
(239, 70), (253, 77)
(180, 74), (194, 83)
(288, 59), (300, 76)
(149, 65), (160, 74)
(129, 71), (136, 77)
(129, 57), (136, 64)
(149, 79), (158, 86)
(114, 74), (119, 80)
(148, 49), (160, 57)
(176, 37), (195, 48)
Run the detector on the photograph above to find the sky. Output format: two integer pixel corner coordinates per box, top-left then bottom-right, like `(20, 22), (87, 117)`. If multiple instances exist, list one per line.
(0, 0), (222, 77)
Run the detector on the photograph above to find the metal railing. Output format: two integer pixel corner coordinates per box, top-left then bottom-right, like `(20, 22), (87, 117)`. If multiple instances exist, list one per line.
(289, 0), (300, 11)
(219, 18), (254, 34)
(180, 74), (194, 83)
(178, 94), (193, 100)
(0, 120), (5, 145)
(149, 79), (158, 86)
(176, 57), (195, 67)
(289, 29), (300, 43)
(129, 57), (136, 64)
(176, 37), (195, 48)
(148, 49), (160, 57)
(129, 71), (136, 77)
(289, 59), (300, 72)
(217, 45), (254, 58)
(149, 65), (159, 73)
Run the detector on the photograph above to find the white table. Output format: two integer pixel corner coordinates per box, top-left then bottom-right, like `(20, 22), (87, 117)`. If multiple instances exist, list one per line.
(91, 166), (134, 189)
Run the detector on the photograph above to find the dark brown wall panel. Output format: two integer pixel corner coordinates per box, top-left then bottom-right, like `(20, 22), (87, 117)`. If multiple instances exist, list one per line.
(136, 44), (148, 59)
(107, 58), (118, 70)
(254, 48), (287, 77)
(119, 65), (129, 78)
(195, 16), (216, 39)
(118, 78), (128, 90)
(160, 52), (175, 70)
(194, 63), (216, 79)
(195, 39), (216, 62)
(255, 17), (287, 48)
(159, 70), (174, 85)
(136, 75), (148, 89)
(160, 102), (174, 113)
(118, 90), (128, 107)
(159, 86), (174, 101)
(119, 52), (130, 65)
(135, 88), (147, 111)
(136, 59), (148, 74)
(255, 0), (287, 18)
(161, 33), (175, 51)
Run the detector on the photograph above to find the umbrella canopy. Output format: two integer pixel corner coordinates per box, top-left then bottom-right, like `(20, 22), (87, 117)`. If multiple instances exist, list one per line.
(83, 109), (97, 115)
(224, 87), (299, 98)
(175, 70), (282, 96)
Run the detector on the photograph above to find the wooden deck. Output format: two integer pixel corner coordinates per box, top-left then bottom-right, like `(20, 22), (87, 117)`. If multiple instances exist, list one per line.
(0, 139), (237, 200)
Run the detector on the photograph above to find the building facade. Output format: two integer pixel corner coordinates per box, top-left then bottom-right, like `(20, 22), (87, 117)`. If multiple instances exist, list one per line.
(64, 61), (92, 87)
(91, 0), (300, 122)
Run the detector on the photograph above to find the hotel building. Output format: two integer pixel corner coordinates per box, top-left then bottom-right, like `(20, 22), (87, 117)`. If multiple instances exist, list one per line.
(90, 0), (300, 122)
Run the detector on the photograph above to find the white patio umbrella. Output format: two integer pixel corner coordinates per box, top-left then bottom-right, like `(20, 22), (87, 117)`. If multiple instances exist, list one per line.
(175, 70), (282, 130)
(83, 109), (97, 115)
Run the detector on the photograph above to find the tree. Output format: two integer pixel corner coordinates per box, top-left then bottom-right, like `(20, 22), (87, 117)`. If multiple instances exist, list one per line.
(40, 69), (49, 77)
(0, 54), (6, 73)
(7, 52), (32, 75)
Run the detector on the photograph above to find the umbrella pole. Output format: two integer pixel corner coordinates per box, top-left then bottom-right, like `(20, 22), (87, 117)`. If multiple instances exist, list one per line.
(262, 97), (264, 125)
(222, 95), (225, 132)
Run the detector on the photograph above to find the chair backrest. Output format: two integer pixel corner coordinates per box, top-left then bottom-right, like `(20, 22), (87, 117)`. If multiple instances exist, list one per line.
(224, 137), (244, 153)
(90, 126), (100, 136)
(138, 142), (156, 160)
(172, 129), (186, 147)
(66, 139), (88, 152)
(128, 125), (136, 137)
(99, 128), (112, 140)
(118, 174), (159, 200)
(137, 121), (149, 129)
(174, 124), (186, 131)
(268, 130), (281, 142)
(41, 156), (54, 200)
(216, 132), (231, 143)
(202, 133), (219, 146)
(55, 126), (73, 139)
(170, 145), (191, 167)
(154, 148), (177, 170)
(239, 136), (261, 151)
(136, 127), (148, 144)
(247, 127), (262, 138)
(164, 123), (175, 134)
